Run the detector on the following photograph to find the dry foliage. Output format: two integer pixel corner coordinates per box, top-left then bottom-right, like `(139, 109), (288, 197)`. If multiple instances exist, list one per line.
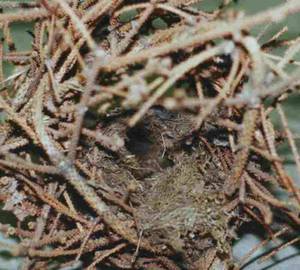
(0, 0), (300, 269)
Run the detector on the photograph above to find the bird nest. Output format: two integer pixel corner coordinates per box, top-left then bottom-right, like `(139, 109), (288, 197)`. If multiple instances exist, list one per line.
(0, 1), (300, 269)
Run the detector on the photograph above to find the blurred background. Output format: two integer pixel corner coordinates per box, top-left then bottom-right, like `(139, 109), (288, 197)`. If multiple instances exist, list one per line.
(1, 0), (300, 269)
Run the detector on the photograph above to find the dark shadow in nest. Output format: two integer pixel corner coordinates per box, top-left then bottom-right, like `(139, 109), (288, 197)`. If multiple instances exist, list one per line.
(125, 122), (153, 157)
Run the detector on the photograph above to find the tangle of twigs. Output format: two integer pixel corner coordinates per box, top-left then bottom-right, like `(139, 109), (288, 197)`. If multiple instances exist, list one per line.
(1, 0), (300, 269)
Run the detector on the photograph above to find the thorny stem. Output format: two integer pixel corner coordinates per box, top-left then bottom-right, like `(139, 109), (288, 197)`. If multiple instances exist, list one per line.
(54, 0), (97, 52)
(101, 0), (300, 71)
(33, 78), (157, 253)
(259, 236), (300, 263)
(0, 8), (49, 23)
(129, 42), (229, 126)
(115, 1), (156, 55)
(277, 105), (300, 186)
(18, 175), (90, 225)
(67, 59), (99, 162)
(238, 227), (289, 269)
(225, 109), (259, 195)
(0, 95), (38, 142)
(194, 48), (240, 129)
(86, 243), (127, 269)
